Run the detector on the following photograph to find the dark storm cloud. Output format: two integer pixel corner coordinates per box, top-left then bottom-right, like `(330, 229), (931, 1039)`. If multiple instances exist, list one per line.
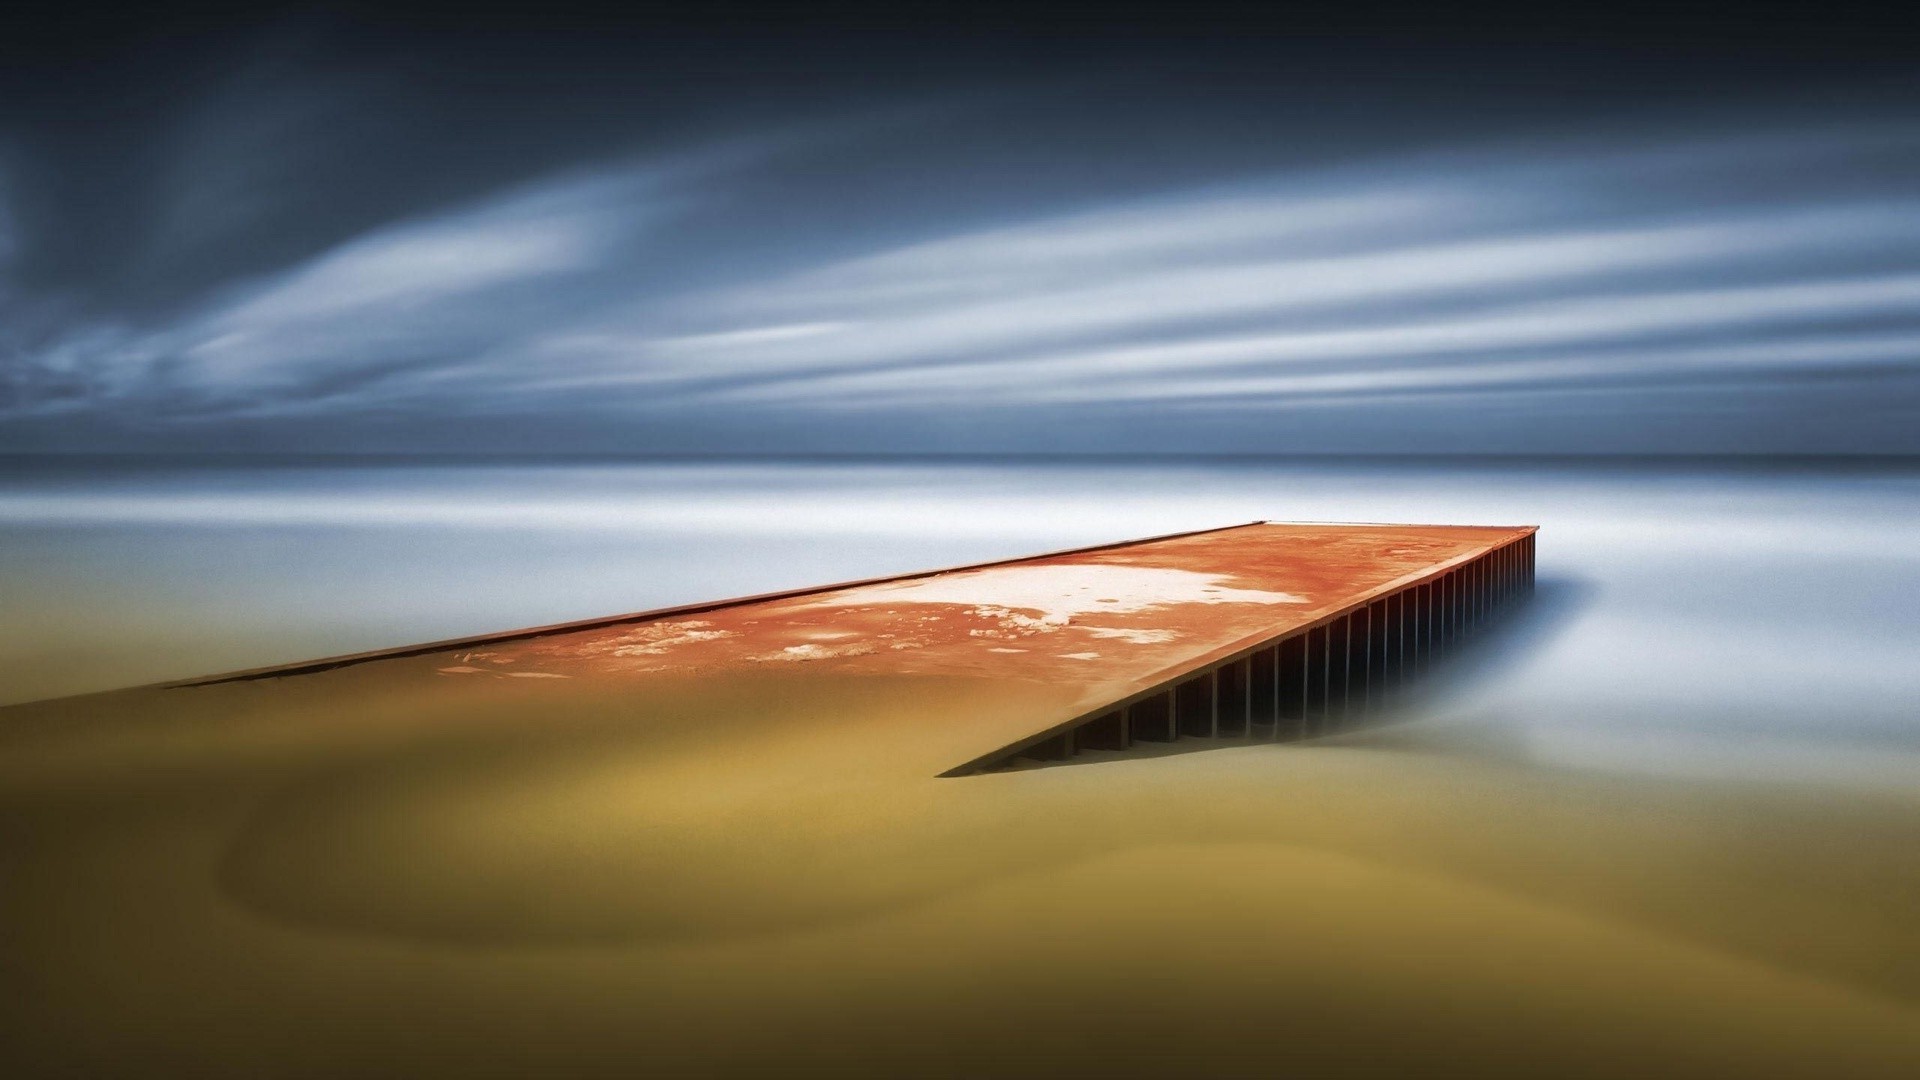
(4, 4), (1920, 453)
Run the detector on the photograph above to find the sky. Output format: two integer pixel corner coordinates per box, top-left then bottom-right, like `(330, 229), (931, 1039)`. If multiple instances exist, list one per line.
(4, 2), (1920, 455)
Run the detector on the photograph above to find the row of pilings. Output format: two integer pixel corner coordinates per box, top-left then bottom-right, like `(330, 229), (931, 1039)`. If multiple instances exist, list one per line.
(978, 532), (1535, 772)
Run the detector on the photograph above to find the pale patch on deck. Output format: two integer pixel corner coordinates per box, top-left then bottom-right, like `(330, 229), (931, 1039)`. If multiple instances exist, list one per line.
(1081, 626), (1180, 644)
(598, 621), (734, 657)
(759, 642), (880, 662)
(800, 564), (1304, 621)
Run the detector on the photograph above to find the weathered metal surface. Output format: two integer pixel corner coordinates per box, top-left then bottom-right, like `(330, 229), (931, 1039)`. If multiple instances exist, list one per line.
(176, 520), (1535, 776)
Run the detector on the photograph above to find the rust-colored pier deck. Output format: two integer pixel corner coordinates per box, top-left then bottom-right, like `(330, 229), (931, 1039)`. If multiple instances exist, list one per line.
(178, 521), (1536, 776)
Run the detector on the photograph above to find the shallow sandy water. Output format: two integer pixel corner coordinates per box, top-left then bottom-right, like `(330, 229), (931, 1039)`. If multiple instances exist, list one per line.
(4, 459), (1918, 1076)
(3, 647), (1919, 1077)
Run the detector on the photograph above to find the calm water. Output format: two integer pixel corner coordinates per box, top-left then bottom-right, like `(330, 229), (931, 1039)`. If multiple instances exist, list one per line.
(4, 457), (1917, 787)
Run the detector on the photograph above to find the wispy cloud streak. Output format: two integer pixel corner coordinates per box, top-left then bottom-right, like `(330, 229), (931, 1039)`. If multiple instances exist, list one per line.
(4, 96), (1919, 452)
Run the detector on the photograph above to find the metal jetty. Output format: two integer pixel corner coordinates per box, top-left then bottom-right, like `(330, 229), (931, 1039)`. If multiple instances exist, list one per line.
(173, 521), (1537, 776)
(967, 522), (1538, 774)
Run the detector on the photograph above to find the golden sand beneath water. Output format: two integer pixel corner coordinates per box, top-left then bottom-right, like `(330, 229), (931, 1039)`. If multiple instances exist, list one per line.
(3, 657), (1919, 1077)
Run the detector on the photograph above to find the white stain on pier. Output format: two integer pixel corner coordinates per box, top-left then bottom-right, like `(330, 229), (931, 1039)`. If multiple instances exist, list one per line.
(800, 564), (1304, 621)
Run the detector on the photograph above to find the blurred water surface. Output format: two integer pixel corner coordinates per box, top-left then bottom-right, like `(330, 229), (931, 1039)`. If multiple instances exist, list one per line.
(3, 456), (1916, 787)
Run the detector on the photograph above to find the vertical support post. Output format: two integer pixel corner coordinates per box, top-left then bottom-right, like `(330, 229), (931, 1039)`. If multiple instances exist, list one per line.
(1447, 572), (1456, 649)
(1383, 594), (1394, 693)
(1244, 653), (1259, 726)
(1319, 625), (1332, 733)
(1470, 558), (1479, 629)
(1339, 615), (1352, 722)
(1360, 605), (1372, 713)
(1387, 592), (1398, 691)
(1301, 633), (1312, 738)
(1422, 582), (1431, 664)
(1455, 568), (1464, 641)
(1376, 600), (1387, 698)
(1271, 642), (1282, 742)
(1331, 618), (1343, 724)
(1411, 585), (1421, 676)
(1432, 580), (1441, 663)
(1413, 580), (1428, 664)
(1387, 597), (1396, 685)
(1496, 544), (1505, 608)
(1397, 589), (1407, 687)
(1304, 629), (1318, 737)
(1390, 588), (1405, 687)
(1304, 630), (1317, 737)
(1418, 583), (1428, 673)
(1491, 549), (1498, 613)
(1210, 666), (1220, 739)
